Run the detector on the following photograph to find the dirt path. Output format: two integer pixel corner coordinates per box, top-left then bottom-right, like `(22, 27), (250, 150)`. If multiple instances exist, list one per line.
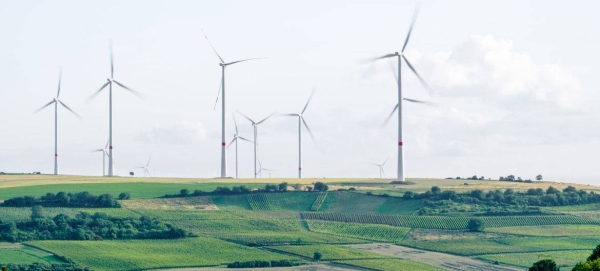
(346, 243), (525, 271)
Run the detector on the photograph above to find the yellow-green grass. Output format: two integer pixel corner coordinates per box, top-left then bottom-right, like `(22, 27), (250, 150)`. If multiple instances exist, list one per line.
(305, 220), (410, 242)
(400, 237), (600, 256)
(541, 204), (600, 212)
(336, 259), (445, 271)
(487, 225), (600, 237)
(476, 250), (591, 269)
(268, 244), (386, 260)
(27, 237), (297, 271)
(0, 247), (65, 265)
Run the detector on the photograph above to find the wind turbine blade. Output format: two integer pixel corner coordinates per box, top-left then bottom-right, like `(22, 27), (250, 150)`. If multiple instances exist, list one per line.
(238, 136), (253, 143)
(301, 90), (315, 114)
(213, 77), (222, 111)
(301, 118), (315, 141)
(225, 58), (264, 66)
(257, 113), (275, 125)
(370, 163), (380, 166)
(236, 111), (255, 124)
(381, 167), (386, 178)
(58, 101), (82, 119)
(145, 169), (151, 177)
(382, 157), (389, 166)
(227, 138), (236, 149)
(387, 59), (398, 85)
(34, 100), (55, 113)
(381, 104), (399, 127)
(87, 82), (110, 102)
(401, 3), (421, 53)
(92, 149), (104, 152)
(402, 55), (434, 96)
(146, 157), (151, 168)
(110, 42), (114, 78)
(57, 68), (62, 98)
(201, 29), (225, 63)
(233, 113), (238, 134)
(113, 80), (144, 98)
(281, 113), (298, 116)
(403, 97), (438, 106)
(105, 140), (109, 150)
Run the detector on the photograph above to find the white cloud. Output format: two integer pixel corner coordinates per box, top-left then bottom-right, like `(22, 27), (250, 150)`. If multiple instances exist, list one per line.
(136, 121), (207, 145)
(429, 35), (583, 110)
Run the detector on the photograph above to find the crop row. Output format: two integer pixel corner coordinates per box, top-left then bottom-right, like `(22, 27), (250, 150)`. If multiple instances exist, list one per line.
(301, 212), (600, 229)
(311, 192), (328, 211)
(305, 219), (410, 242)
(247, 194), (274, 211)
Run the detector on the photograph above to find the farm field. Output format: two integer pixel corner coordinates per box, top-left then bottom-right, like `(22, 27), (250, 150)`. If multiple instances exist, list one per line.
(476, 250), (591, 270)
(27, 237), (297, 271)
(0, 244), (65, 265)
(1, 175), (600, 270)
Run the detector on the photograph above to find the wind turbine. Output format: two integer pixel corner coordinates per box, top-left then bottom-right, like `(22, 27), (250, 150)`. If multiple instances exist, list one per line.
(202, 29), (263, 178)
(371, 158), (389, 179)
(257, 159), (273, 179)
(228, 115), (253, 179)
(136, 158), (151, 177)
(237, 111), (274, 179)
(367, 5), (435, 182)
(88, 44), (143, 177)
(92, 140), (109, 176)
(282, 91), (315, 178)
(34, 68), (81, 175)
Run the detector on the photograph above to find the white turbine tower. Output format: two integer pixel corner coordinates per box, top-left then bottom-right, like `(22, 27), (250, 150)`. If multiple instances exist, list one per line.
(136, 158), (151, 177)
(35, 68), (81, 175)
(92, 140), (109, 176)
(228, 115), (253, 179)
(282, 91), (315, 178)
(88, 44), (143, 177)
(368, 5), (434, 182)
(237, 111), (274, 179)
(371, 158), (389, 179)
(202, 29), (262, 178)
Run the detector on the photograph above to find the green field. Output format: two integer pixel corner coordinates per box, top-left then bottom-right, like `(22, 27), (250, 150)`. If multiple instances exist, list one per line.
(268, 244), (385, 260)
(0, 246), (65, 265)
(306, 219), (411, 242)
(27, 237), (297, 271)
(337, 259), (445, 271)
(487, 224), (600, 236)
(1, 175), (600, 270)
(477, 250), (591, 269)
(400, 237), (600, 256)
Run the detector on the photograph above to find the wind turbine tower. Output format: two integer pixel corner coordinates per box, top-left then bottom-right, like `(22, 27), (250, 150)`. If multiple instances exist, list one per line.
(88, 44), (143, 177)
(202, 29), (262, 178)
(35, 68), (81, 175)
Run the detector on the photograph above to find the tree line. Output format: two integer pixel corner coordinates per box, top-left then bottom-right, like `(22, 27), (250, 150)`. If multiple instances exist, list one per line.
(163, 182), (329, 198)
(1, 191), (129, 208)
(0, 207), (190, 242)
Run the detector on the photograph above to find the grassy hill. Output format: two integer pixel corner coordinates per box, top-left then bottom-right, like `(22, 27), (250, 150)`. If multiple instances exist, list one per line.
(1, 175), (599, 270)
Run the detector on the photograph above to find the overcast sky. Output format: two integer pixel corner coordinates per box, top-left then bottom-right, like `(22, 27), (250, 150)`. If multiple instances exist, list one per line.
(1, 0), (599, 184)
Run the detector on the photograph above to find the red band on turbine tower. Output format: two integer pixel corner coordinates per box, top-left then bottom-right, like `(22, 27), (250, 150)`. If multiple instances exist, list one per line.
(299, 167), (302, 170)
(109, 146), (113, 150)
(222, 142), (226, 146)
(398, 142), (403, 146)
(55, 154), (58, 157)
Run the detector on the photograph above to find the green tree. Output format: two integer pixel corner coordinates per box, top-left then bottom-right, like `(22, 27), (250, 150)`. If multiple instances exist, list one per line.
(467, 218), (484, 232)
(278, 182), (288, 192)
(118, 192), (131, 200)
(431, 186), (441, 195)
(529, 259), (559, 271)
(314, 182), (329, 191)
(31, 205), (44, 220)
(403, 191), (414, 199)
(536, 175), (543, 181)
(572, 259), (600, 271)
(313, 251), (323, 261)
(180, 189), (189, 196)
(588, 244), (600, 262)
